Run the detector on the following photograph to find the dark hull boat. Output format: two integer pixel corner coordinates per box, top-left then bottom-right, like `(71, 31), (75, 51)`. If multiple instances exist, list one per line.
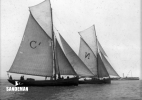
(7, 0), (94, 87)
(79, 78), (111, 84)
(78, 25), (120, 84)
(8, 77), (78, 87)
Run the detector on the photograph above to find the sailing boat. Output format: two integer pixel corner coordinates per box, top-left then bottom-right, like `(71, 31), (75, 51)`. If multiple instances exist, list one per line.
(7, 0), (94, 86)
(78, 25), (120, 84)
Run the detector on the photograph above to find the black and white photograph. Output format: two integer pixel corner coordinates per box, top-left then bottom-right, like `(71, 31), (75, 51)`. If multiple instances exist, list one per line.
(1, 0), (141, 100)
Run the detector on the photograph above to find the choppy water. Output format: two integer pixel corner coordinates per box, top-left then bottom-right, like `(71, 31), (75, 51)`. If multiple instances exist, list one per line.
(0, 79), (141, 100)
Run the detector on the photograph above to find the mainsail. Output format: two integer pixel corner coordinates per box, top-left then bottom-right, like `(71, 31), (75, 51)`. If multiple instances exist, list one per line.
(79, 37), (97, 76)
(58, 34), (94, 77)
(8, 14), (53, 77)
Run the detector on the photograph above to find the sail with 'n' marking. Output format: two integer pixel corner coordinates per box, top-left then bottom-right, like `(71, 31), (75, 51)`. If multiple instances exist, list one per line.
(59, 34), (94, 77)
(79, 37), (97, 76)
(78, 25), (97, 57)
(8, 14), (53, 77)
(30, 0), (52, 38)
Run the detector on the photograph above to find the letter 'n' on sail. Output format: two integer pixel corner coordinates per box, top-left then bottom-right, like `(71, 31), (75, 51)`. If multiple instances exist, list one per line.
(8, 13), (53, 77)
(79, 37), (98, 77)
(58, 33), (94, 77)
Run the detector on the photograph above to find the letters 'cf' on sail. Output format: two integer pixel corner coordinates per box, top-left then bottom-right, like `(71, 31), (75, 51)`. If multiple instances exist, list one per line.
(78, 25), (97, 57)
(8, 14), (53, 77)
(58, 34), (94, 77)
(79, 37), (97, 77)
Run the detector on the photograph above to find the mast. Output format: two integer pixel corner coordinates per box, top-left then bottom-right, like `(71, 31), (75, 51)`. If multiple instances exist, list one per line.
(93, 25), (99, 78)
(50, 1), (60, 80)
(50, 1), (56, 80)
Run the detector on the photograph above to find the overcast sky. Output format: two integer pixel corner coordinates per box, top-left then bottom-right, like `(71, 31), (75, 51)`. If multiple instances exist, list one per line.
(1, 0), (141, 79)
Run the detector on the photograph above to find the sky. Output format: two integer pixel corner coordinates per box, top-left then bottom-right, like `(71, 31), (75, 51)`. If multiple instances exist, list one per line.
(1, 0), (141, 79)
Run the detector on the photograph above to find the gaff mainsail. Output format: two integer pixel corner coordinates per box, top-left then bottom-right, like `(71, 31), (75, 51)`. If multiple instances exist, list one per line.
(8, 14), (53, 77)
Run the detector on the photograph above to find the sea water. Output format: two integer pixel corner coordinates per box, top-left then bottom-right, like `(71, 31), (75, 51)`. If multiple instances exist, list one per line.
(0, 79), (141, 100)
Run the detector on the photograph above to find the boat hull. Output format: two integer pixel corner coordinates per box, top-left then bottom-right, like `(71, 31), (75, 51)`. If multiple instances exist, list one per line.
(8, 77), (78, 86)
(79, 78), (111, 84)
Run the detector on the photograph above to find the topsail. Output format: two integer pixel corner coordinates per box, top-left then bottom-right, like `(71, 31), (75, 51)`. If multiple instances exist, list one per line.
(30, 0), (52, 38)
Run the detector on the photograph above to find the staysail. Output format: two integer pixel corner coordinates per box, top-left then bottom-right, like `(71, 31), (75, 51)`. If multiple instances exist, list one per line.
(59, 34), (94, 77)
(8, 14), (53, 77)
(30, 0), (52, 38)
(78, 25), (97, 56)
(79, 37), (97, 76)
(100, 51), (120, 77)
(97, 53), (110, 78)
(55, 39), (77, 75)
(97, 40), (119, 77)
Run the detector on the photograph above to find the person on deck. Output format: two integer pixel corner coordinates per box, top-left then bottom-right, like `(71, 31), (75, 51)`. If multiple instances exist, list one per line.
(9, 75), (12, 80)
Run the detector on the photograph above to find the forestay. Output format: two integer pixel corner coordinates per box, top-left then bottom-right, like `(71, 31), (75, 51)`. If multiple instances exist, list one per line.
(79, 25), (97, 56)
(30, 0), (52, 38)
(59, 34), (94, 77)
(79, 37), (97, 76)
(8, 14), (53, 77)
